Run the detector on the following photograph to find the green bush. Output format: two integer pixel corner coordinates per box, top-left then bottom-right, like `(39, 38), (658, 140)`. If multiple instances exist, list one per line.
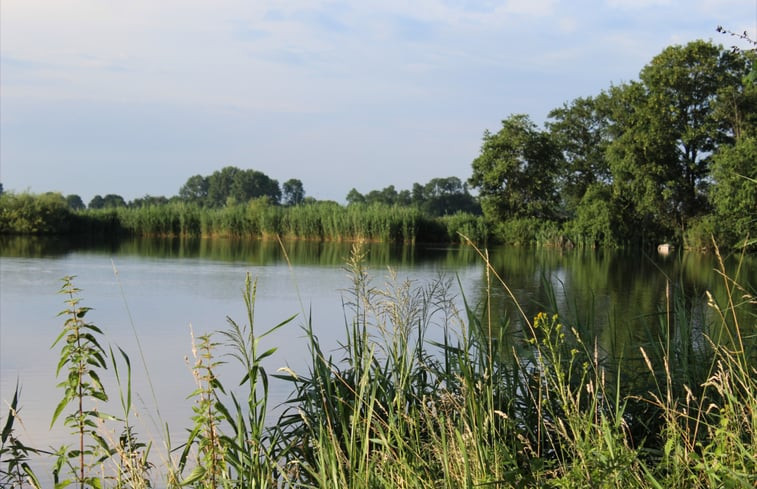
(0, 192), (72, 234)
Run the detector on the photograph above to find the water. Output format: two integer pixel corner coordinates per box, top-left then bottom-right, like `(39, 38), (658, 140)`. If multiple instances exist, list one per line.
(1, 236), (753, 484)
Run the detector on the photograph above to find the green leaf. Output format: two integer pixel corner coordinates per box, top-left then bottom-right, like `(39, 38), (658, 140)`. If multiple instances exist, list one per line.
(259, 313), (298, 339)
(22, 462), (42, 489)
(50, 396), (70, 428)
(1, 381), (19, 443)
(181, 465), (206, 485)
(54, 479), (73, 489)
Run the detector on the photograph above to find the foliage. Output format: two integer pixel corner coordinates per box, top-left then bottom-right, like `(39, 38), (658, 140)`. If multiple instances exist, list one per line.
(469, 114), (562, 226)
(415, 177), (480, 216)
(600, 42), (748, 243)
(179, 166), (281, 208)
(709, 137), (757, 249)
(345, 188), (366, 205)
(178, 175), (209, 206)
(89, 194), (127, 209)
(547, 96), (612, 215)
(0, 192), (72, 234)
(492, 216), (562, 246)
(4, 43), (757, 249)
(51, 276), (110, 489)
(1, 384), (42, 488)
(438, 212), (488, 244)
(177, 273), (296, 488)
(181, 332), (227, 487)
(66, 195), (86, 211)
(216, 274), (295, 487)
(282, 178), (305, 206)
(129, 195), (169, 208)
(565, 183), (619, 247)
(347, 177), (480, 218)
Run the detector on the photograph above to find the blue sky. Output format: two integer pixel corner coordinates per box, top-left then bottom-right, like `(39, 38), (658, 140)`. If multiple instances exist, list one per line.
(1, 0), (754, 204)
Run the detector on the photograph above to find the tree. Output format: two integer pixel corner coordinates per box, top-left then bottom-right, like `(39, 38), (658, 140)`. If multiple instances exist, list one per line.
(130, 195), (169, 207)
(179, 175), (209, 206)
(229, 169), (280, 204)
(408, 177), (480, 216)
(639, 41), (743, 222)
(600, 41), (748, 242)
(362, 185), (399, 205)
(411, 182), (425, 205)
(282, 178), (305, 206)
(102, 194), (127, 208)
(397, 189), (412, 206)
(88, 195), (105, 209)
(468, 114), (561, 223)
(204, 166), (281, 207)
(710, 136), (757, 248)
(65, 194), (85, 211)
(379, 185), (398, 205)
(207, 166), (241, 207)
(547, 96), (612, 215)
(346, 188), (365, 205)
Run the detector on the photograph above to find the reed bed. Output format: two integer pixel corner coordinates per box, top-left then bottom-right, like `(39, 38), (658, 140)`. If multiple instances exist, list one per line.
(62, 202), (486, 244)
(1, 241), (754, 488)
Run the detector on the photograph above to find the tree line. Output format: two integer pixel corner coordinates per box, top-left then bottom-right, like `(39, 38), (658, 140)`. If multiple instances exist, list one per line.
(1, 39), (754, 249)
(469, 39), (755, 249)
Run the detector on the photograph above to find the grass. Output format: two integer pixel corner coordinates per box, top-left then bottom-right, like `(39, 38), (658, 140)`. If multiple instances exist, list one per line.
(1, 240), (755, 488)
(0, 192), (489, 245)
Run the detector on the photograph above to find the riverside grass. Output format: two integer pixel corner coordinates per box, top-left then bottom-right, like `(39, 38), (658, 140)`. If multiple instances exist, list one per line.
(1, 242), (755, 488)
(57, 200), (488, 245)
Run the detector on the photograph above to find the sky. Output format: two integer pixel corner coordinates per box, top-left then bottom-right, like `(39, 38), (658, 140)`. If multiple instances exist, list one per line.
(1, 1), (755, 204)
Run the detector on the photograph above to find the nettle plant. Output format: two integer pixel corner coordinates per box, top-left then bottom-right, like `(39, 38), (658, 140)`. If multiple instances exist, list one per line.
(51, 276), (111, 489)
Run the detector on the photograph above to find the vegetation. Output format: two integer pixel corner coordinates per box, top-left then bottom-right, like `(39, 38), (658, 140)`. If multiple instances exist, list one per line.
(51, 277), (111, 488)
(0, 39), (755, 250)
(1, 239), (755, 488)
(0, 193), (487, 244)
(468, 41), (756, 249)
(0, 192), (72, 234)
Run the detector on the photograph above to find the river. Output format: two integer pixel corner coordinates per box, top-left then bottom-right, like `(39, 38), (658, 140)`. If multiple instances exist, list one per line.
(1, 236), (753, 484)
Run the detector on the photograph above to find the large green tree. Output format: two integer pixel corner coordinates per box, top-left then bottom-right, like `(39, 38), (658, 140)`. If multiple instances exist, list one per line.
(179, 174), (209, 205)
(282, 178), (305, 206)
(65, 194), (85, 211)
(604, 41), (745, 241)
(413, 177), (480, 216)
(200, 166), (281, 207)
(469, 114), (562, 223)
(547, 95), (612, 215)
(229, 168), (281, 204)
(88, 194), (126, 209)
(345, 188), (365, 205)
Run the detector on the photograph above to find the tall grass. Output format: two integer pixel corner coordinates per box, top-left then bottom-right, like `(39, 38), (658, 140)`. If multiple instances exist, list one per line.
(0, 193), (488, 244)
(0, 241), (754, 488)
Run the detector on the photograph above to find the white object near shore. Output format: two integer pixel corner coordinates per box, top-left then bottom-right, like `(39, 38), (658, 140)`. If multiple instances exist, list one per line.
(657, 243), (674, 255)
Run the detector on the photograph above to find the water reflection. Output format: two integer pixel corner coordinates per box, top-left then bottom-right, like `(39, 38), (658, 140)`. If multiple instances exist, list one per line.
(0, 236), (754, 486)
(0, 235), (482, 268)
(474, 245), (756, 372)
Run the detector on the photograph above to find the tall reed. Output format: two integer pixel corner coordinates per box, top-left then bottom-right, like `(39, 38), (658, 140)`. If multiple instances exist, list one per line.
(1, 384), (42, 488)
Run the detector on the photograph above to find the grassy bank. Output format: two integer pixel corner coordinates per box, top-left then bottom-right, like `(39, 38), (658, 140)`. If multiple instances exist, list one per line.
(1, 242), (755, 488)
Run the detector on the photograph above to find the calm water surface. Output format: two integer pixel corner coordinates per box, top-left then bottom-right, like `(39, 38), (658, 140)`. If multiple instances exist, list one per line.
(1, 236), (753, 483)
